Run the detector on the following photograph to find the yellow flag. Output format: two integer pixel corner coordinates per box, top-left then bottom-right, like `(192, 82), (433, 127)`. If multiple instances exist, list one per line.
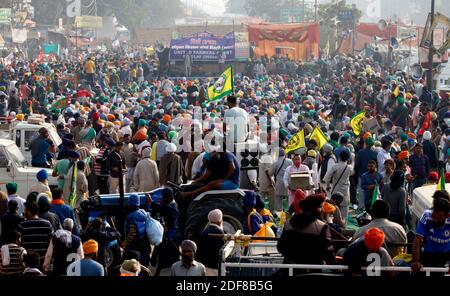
(393, 85), (400, 97)
(208, 66), (234, 102)
(350, 111), (365, 136)
(436, 168), (446, 192)
(309, 127), (329, 150)
(285, 129), (306, 154)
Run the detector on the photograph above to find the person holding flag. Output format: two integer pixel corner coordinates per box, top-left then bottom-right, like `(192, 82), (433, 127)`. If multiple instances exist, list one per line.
(361, 160), (383, 211)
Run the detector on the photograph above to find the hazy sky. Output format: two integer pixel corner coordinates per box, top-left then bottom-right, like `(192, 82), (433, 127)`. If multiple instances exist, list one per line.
(181, 0), (227, 17)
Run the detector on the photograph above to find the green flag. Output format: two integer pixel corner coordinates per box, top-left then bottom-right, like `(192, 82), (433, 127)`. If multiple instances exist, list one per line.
(370, 182), (380, 209)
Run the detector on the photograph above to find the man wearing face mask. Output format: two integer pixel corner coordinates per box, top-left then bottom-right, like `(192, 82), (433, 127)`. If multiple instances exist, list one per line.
(412, 197), (450, 272)
(171, 240), (206, 276)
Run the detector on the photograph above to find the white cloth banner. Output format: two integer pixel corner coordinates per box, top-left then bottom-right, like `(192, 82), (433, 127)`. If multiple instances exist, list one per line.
(12, 28), (27, 44)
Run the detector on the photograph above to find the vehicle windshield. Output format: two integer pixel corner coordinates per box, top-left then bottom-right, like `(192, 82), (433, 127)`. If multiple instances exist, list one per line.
(5, 143), (26, 167)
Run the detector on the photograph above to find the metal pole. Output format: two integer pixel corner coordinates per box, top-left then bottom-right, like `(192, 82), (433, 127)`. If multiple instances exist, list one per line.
(314, 0), (318, 22)
(427, 0), (435, 91)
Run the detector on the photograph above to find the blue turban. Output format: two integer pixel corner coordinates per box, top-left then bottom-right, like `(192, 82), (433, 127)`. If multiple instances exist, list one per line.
(36, 169), (48, 181)
(243, 191), (257, 208)
(128, 194), (140, 207)
(68, 150), (81, 159)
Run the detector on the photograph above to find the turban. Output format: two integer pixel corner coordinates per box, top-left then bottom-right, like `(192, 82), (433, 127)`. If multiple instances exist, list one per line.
(364, 228), (385, 251)
(365, 137), (375, 146)
(138, 119), (148, 127)
(207, 209), (223, 224)
(107, 114), (116, 121)
(120, 259), (141, 276)
(400, 133), (408, 141)
(162, 114), (172, 124)
(6, 182), (18, 193)
(92, 112), (100, 121)
(445, 172), (450, 183)
(68, 150), (81, 159)
(397, 151), (409, 160)
(36, 169), (48, 181)
(181, 240), (197, 253)
(16, 114), (25, 121)
(362, 132), (372, 142)
(299, 193), (326, 213)
(322, 202), (336, 214)
(128, 194), (140, 207)
(83, 240), (99, 254)
(428, 171), (439, 182)
(407, 132), (416, 140)
(423, 131), (432, 141)
(243, 191), (257, 208)
(134, 130), (147, 141)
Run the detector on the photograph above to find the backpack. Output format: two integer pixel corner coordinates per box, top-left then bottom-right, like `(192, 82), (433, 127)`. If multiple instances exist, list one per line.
(145, 212), (164, 246)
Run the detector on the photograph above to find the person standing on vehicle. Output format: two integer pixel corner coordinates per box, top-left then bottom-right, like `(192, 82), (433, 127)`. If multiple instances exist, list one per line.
(123, 194), (150, 267)
(7, 88), (18, 114)
(30, 128), (56, 168)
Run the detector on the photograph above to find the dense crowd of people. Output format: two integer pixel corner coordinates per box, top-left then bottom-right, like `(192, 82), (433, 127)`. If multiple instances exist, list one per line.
(0, 42), (449, 277)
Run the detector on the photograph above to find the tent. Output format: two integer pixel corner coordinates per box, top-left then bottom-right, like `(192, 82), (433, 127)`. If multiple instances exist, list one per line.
(247, 22), (320, 61)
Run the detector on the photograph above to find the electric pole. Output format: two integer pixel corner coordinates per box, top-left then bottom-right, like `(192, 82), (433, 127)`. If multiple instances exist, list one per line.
(427, 0), (435, 91)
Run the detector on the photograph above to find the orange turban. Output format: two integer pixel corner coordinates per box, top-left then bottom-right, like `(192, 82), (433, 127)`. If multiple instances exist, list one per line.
(322, 202), (336, 214)
(364, 228), (385, 251)
(133, 130), (147, 141)
(83, 239), (99, 254)
(397, 151), (409, 160)
(362, 132), (372, 142)
(113, 121), (121, 126)
(107, 114), (115, 121)
(163, 114), (172, 124)
(407, 132), (416, 140)
(162, 90), (169, 96)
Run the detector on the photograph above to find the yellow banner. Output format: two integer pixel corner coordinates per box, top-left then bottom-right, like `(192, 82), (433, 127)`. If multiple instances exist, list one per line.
(75, 16), (103, 29)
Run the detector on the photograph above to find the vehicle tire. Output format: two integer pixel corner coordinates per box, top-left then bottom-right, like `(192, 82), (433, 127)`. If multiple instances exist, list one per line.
(222, 215), (243, 235)
(184, 195), (243, 241)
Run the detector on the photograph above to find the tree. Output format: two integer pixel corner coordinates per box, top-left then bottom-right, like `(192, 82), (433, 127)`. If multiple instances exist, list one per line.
(317, 0), (362, 56)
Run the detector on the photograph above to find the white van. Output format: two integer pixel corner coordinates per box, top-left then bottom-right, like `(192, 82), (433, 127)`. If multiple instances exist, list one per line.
(0, 139), (58, 198)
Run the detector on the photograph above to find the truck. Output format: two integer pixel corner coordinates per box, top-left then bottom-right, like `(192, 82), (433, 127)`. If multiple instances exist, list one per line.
(411, 184), (450, 229)
(0, 117), (99, 165)
(0, 118), (62, 166)
(0, 139), (58, 198)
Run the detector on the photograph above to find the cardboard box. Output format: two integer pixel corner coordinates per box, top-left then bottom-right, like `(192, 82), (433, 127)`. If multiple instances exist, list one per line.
(289, 173), (311, 190)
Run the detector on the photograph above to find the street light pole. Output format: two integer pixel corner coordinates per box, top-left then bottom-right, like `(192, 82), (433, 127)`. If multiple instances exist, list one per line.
(427, 0), (435, 91)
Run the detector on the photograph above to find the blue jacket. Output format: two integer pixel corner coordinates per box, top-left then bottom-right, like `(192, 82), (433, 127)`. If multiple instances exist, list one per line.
(49, 203), (79, 236)
(356, 148), (379, 177)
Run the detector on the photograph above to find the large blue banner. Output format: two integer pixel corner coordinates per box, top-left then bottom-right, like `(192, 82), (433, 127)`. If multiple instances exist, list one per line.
(169, 31), (235, 62)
